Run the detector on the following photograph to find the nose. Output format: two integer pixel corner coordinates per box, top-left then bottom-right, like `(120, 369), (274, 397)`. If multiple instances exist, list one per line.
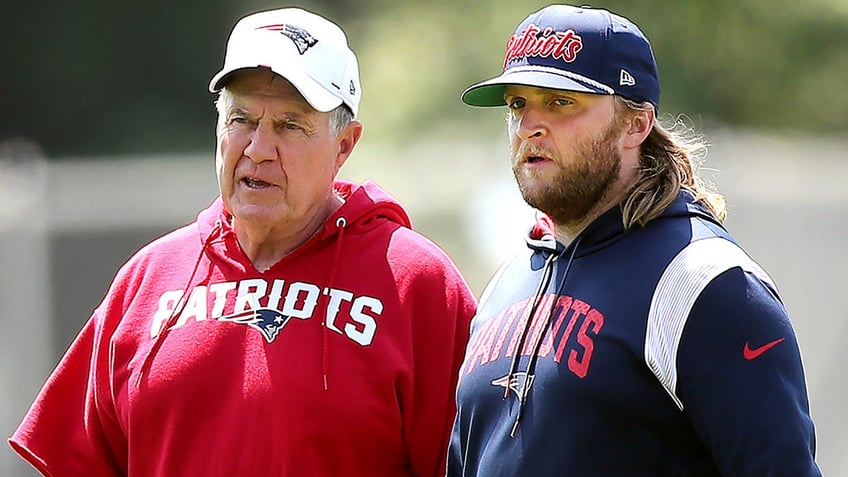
(514, 107), (547, 141)
(243, 122), (278, 163)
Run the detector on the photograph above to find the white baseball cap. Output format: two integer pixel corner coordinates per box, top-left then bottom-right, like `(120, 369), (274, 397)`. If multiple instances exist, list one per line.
(209, 8), (362, 116)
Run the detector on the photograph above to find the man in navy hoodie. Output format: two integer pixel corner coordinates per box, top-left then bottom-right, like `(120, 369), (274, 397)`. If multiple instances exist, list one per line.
(448, 4), (821, 476)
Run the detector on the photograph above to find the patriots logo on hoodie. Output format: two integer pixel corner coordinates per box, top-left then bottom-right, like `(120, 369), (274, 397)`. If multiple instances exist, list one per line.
(218, 308), (293, 343)
(492, 372), (535, 403)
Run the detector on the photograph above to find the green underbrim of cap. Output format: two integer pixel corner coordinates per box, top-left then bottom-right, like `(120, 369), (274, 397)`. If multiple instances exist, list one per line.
(461, 69), (607, 108)
(461, 84), (510, 107)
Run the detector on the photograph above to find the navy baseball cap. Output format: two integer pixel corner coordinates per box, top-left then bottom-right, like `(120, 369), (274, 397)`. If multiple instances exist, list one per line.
(462, 5), (660, 108)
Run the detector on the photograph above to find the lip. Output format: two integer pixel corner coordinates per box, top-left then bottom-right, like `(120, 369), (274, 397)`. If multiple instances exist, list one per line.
(519, 154), (556, 170)
(515, 141), (556, 166)
(237, 175), (279, 190)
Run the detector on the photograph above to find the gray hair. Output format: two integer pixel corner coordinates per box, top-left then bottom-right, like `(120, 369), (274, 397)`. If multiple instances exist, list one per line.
(615, 96), (727, 228)
(327, 105), (354, 137)
(215, 88), (354, 137)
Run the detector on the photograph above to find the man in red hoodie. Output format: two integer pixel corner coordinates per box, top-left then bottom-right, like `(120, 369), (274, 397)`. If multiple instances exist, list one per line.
(9, 8), (476, 476)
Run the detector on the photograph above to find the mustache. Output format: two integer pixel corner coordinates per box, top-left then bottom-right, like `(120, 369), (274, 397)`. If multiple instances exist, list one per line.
(513, 142), (559, 161)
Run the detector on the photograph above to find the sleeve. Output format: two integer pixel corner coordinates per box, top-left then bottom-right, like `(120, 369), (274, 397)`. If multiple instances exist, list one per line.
(7, 311), (125, 477)
(675, 268), (822, 476)
(394, 242), (477, 477)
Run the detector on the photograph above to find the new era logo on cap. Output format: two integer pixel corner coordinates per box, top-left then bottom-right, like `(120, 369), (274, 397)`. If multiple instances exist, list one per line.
(620, 69), (636, 86)
(461, 5), (660, 109)
(209, 8), (362, 116)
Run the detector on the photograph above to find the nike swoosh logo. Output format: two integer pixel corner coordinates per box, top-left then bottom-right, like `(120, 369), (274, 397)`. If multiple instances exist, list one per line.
(743, 337), (786, 360)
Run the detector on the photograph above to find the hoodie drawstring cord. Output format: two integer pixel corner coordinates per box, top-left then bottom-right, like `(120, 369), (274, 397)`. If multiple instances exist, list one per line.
(135, 221), (223, 388)
(322, 216), (346, 391)
(511, 238), (581, 437)
(507, 237), (580, 437)
(504, 253), (557, 399)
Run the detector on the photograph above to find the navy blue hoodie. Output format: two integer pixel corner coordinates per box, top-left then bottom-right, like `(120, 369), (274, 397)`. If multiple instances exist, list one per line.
(448, 191), (820, 476)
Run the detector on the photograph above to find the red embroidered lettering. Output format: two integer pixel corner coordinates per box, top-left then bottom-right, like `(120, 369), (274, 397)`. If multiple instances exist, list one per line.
(503, 24), (583, 67)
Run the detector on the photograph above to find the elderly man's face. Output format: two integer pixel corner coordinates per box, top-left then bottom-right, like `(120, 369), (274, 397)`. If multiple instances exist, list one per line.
(214, 69), (352, 234)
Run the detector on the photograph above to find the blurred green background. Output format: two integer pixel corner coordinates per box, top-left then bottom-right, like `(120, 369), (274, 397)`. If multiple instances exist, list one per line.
(2, 0), (846, 157)
(1, 2), (846, 476)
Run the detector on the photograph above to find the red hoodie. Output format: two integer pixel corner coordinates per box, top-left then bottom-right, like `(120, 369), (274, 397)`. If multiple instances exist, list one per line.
(9, 180), (476, 476)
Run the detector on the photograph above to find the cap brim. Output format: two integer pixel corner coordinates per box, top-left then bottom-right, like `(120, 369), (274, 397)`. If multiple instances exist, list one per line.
(461, 66), (615, 107)
(209, 64), (342, 113)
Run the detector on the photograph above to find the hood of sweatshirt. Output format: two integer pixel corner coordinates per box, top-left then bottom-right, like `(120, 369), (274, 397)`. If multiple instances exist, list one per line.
(525, 190), (722, 258)
(195, 179), (412, 262)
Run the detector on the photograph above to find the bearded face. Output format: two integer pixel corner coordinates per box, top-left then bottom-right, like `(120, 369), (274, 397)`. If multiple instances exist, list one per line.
(510, 115), (625, 226)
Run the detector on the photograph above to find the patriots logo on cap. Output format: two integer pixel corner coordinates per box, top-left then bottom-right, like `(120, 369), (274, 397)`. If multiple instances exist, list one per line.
(492, 372), (536, 402)
(257, 24), (318, 55)
(503, 24), (583, 68)
(218, 307), (293, 343)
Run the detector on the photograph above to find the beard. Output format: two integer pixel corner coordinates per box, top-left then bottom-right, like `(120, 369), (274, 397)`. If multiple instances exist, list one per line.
(511, 119), (624, 226)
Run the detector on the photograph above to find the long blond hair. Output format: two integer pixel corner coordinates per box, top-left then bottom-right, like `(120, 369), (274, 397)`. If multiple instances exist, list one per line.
(616, 97), (727, 228)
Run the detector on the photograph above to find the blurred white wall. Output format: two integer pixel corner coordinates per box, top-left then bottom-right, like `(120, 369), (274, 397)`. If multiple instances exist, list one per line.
(1, 131), (845, 476)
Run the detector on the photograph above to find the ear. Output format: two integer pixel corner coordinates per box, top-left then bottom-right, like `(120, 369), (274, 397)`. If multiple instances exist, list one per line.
(334, 120), (364, 171)
(622, 107), (655, 150)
